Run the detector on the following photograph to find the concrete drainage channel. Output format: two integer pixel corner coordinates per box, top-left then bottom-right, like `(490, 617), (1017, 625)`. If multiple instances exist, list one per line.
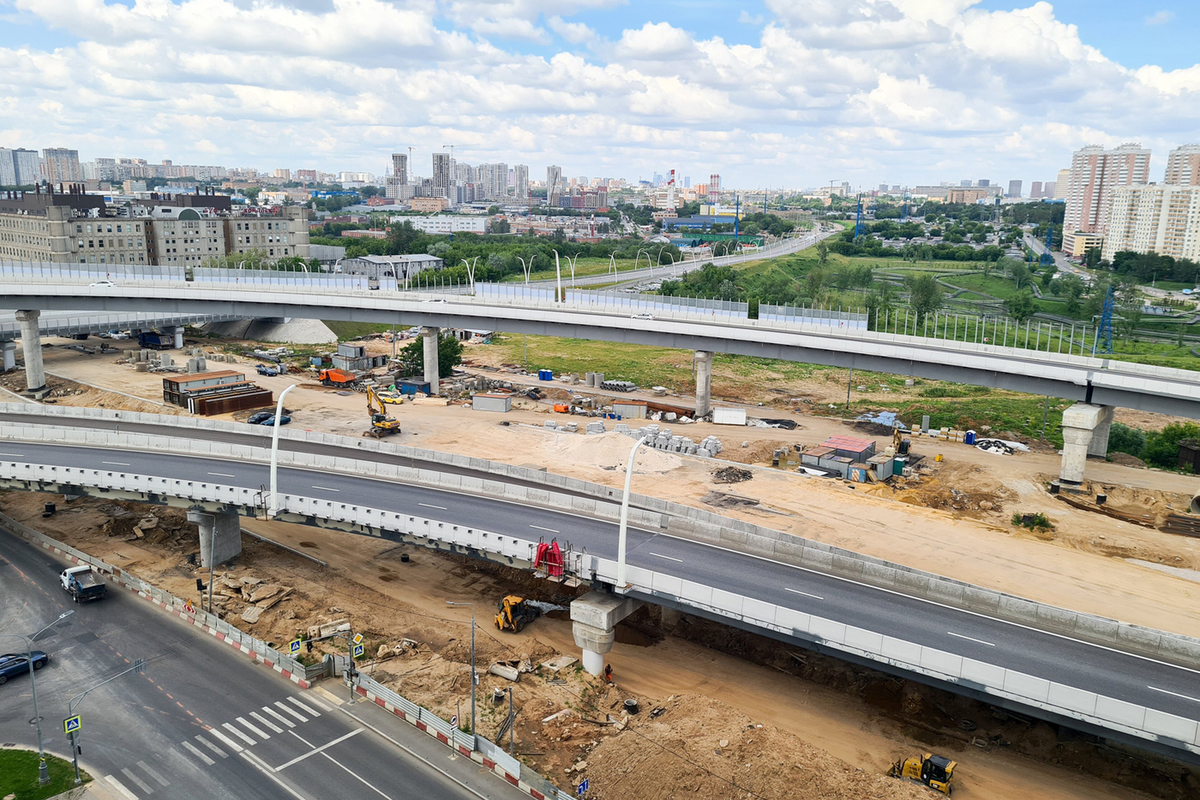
(0, 512), (576, 800)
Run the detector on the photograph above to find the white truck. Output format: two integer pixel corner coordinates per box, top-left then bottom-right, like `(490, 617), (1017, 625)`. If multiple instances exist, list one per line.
(60, 565), (107, 603)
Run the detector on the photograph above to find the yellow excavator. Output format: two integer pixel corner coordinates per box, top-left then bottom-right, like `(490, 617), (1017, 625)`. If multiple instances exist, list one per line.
(888, 753), (956, 795)
(364, 386), (401, 438)
(495, 596), (565, 633)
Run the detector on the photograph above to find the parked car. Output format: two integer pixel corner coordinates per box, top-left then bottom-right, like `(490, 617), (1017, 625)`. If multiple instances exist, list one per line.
(256, 364), (279, 377)
(260, 415), (291, 426)
(377, 390), (403, 405)
(0, 651), (49, 684)
(247, 411), (274, 424)
(89, 280), (116, 288)
(422, 298), (447, 304)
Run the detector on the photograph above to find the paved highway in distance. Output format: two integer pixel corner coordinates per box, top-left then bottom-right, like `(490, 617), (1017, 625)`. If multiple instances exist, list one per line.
(2, 440), (1197, 725)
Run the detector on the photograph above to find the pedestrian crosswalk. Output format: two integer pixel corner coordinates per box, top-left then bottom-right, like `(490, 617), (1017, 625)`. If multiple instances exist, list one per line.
(103, 693), (333, 798)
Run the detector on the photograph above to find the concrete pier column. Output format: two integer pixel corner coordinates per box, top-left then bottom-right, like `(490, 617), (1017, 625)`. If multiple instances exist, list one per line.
(15, 310), (46, 397)
(694, 350), (713, 419)
(1087, 405), (1116, 457)
(2, 341), (15, 372)
(570, 591), (642, 676)
(1059, 403), (1104, 487)
(173, 326), (185, 349)
(188, 509), (242, 568)
(421, 326), (440, 395)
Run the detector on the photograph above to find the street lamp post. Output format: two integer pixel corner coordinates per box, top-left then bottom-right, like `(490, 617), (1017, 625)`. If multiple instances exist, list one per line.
(66, 657), (145, 785)
(445, 601), (476, 736)
(1, 611), (74, 785)
(268, 384), (298, 517)
(616, 436), (648, 589)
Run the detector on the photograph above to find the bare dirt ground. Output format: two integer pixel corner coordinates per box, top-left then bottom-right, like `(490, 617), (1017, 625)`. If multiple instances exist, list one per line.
(5, 336), (1200, 643)
(2, 490), (1188, 800)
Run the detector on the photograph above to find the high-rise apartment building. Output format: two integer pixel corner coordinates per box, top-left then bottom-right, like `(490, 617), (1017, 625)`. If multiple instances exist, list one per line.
(1043, 181), (1056, 199)
(1054, 169), (1070, 200)
(547, 165), (563, 207)
(1007, 180), (1022, 198)
(0, 149), (16, 186)
(1030, 181), (1043, 200)
(1165, 144), (1200, 185)
(514, 164), (529, 200)
(1064, 143), (1151, 240)
(477, 163), (508, 200)
(385, 153), (411, 201)
(432, 153), (452, 199)
(42, 148), (82, 184)
(1102, 184), (1200, 263)
(708, 174), (720, 204)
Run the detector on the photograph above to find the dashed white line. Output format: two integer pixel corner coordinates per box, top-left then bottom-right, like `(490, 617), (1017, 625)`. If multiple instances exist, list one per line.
(287, 696), (321, 717)
(0, 452), (25, 457)
(311, 485), (340, 493)
(1147, 685), (1200, 704)
(181, 740), (215, 766)
(418, 502), (446, 510)
(648, 552), (683, 563)
(102, 461), (130, 466)
(222, 721), (258, 746)
(529, 524), (559, 533)
(784, 587), (824, 601)
(946, 631), (995, 647)
(262, 705), (295, 728)
(104, 775), (138, 800)
(207, 472), (236, 478)
(138, 760), (170, 787)
(195, 735), (228, 758)
(275, 729), (363, 771)
(237, 715), (271, 739)
(251, 711), (284, 734)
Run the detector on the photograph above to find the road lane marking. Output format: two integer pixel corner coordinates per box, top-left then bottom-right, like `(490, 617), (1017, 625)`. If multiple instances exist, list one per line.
(304, 695), (333, 713)
(0, 452), (25, 457)
(1148, 685), (1200, 704)
(319, 749), (396, 800)
(221, 721), (257, 746)
(104, 775), (138, 800)
(120, 767), (153, 794)
(251, 710), (284, 733)
(275, 729), (363, 770)
(138, 760), (170, 787)
(287, 696), (320, 717)
(181, 740), (215, 765)
(195, 735), (228, 757)
(947, 631), (995, 647)
(648, 552), (683, 563)
(275, 700), (308, 722)
(311, 485), (340, 493)
(207, 472), (236, 478)
(102, 461), (130, 466)
(240, 751), (310, 800)
(530, 524), (559, 533)
(262, 705), (295, 728)
(418, 502), (446, 510)
(784, 587), (824, 600)
(237, 715), (271, 739)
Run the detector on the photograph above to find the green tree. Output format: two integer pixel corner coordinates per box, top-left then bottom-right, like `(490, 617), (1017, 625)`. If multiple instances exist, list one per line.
(1143, 423), (1200, 469)
(1005, 289), (1037, 323)
(904, 273), (943, 322)
(1055, 275), (1085, 315)
(397, 333), (464, 378)
(1007, 259), (1031, 289)
(864, 284), (897, 331)
(815, 238), (828, 266)
(805, 267), (826, 299)
(1107, 423), (1146, 458)
(489, 218), (511, 234)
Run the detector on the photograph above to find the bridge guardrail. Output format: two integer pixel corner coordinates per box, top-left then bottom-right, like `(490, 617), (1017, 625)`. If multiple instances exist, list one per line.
(1, 458), (1195, 758)
(4, 406), (1200, 674)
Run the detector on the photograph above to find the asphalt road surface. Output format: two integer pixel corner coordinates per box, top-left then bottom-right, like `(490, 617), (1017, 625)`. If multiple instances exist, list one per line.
(0, 531), (531, 800)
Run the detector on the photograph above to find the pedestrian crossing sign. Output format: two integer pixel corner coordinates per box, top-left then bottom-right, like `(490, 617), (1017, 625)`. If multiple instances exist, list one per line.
(290, 638), (302, 655)
(352, 643), (364, 658)
(64, 715), (81, 734)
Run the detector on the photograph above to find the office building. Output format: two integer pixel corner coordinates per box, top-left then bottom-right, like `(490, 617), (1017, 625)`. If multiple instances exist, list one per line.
(1063, 143), (1151, 244)
(514, 164), (529, 200)
(547, 165), (563, 207)
(978, 179), (990, 188)
(1030, 181), (1043, 200)
(1102, 184), (1200, 262)
(1165, 145), (1200, 185)
(432, 153), (452, 199)
(42, 148), (82, 184)
(1007, 180), (1022, 198)
(1054, 169), (1071, 200)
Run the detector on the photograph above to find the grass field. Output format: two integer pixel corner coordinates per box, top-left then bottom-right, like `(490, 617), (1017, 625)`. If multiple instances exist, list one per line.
(502, 256), (651, 283)
(322, 321), (396, 340)
(0, 750), (90, 799)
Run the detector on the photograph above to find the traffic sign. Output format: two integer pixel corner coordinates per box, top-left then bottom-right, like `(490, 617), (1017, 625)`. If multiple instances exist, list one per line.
(577, 778), (589, 795)
(64, 715), (81, 735)
(289, 638), (302, 655)
(352, 633), (363, 645)
(449, 715), (458, 727)
(352, 643), (364, 658)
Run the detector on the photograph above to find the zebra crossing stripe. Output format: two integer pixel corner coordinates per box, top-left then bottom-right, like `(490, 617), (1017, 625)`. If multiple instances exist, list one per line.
(286, 696), (320, 717)
(195, 735), (228, 758)
(236, 716), (271, 740)
(181, 740), (215, 766)
(251, 711), (284, 734)
(104, 775), (138, 800)
(205, 726), (245, 753)
(262, 705), (295, 728)
(274, 700), (307, 722)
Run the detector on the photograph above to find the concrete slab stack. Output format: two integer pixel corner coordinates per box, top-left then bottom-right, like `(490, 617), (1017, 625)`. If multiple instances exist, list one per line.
(585, 421), (607, 435)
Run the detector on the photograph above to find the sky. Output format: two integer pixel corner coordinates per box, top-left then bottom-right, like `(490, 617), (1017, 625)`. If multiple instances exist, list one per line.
(1, 0), (1198, 189)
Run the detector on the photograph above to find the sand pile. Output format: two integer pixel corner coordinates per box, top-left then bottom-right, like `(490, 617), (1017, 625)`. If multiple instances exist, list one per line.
(533, 429), (683, 474)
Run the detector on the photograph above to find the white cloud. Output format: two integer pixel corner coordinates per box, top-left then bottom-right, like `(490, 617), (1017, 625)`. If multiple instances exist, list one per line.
(1144, 10), (1174, 25)
(0, 0), (1196, 186)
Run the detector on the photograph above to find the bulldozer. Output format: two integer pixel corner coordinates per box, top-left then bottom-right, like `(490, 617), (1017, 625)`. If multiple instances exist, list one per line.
(364, 386), (401, 438)
(494, 596), (560, 633)
(888, 753), (956, 796)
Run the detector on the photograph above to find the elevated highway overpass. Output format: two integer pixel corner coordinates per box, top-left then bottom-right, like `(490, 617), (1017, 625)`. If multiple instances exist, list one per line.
(1, 406), (1199, 764)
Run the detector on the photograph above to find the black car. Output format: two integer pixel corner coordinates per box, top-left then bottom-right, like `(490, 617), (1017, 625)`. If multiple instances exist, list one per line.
(0, 651), (49, 684)
(247, 411), (273, 424)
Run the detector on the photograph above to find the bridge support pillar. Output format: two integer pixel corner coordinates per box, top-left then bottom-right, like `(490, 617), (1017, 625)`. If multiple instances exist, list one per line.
(2, 341), (15, 372)
(15, 310), (47, 398)
(173, 326), (185, 350)
(571, 591), (642, 676)
(421, 326), (440, 395)
(1060, 403), (1108, 487)
(188, 509), (242, 568)
(1087, 405), (1115, 457)
(694, 350), (713, 419)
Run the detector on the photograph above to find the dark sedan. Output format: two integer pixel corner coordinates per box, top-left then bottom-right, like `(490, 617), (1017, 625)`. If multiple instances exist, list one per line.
(0, 651), (49, 684)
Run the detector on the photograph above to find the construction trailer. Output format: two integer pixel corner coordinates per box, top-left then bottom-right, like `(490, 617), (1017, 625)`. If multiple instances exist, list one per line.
(612, 400), (648, 419)
(472, 393), (512, 413)
(162, 370), (272, 416)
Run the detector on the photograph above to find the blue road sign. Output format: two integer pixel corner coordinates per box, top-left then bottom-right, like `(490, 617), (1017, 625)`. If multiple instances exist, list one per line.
(64, 715), (81, 734)
(352, 643), (364, 658)
(577, 778), (589, 795)
(289, 638), (302, 655)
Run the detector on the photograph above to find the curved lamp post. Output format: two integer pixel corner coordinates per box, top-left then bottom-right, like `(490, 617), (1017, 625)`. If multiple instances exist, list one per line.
(268, 384), (298, 516)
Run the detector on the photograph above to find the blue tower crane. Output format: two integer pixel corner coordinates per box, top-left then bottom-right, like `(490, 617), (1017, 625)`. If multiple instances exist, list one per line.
(1040, 224), (1054, 268)
(1092, 286), (1115, 355)
(854, 194), (864, 239)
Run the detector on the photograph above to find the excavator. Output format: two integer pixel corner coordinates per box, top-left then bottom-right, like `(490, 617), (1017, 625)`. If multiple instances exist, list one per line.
(364, 386), (401, 438)
(888, 753), (956, 795)
(494, 596), (563, 633)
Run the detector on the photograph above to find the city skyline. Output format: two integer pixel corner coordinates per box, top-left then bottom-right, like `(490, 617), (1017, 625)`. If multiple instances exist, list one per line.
(2, 1), (1197, 186)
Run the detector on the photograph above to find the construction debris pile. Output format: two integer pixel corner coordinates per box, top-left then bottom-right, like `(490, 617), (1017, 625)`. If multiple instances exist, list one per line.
(975, 439), (1016, 455)
(712, 466), (753, 484)
(616, 423), (724, 458)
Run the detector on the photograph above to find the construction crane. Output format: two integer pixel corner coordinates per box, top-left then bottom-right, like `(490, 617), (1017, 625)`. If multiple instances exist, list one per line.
(1040, 223), (1054, 267)
(1093, 285), (1115, 355)
(855, 193), (864, 238)
(364, 386), (401, 438)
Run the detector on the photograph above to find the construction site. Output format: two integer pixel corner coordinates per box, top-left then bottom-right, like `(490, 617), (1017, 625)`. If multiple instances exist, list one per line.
(2, 324), (1200, 800)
